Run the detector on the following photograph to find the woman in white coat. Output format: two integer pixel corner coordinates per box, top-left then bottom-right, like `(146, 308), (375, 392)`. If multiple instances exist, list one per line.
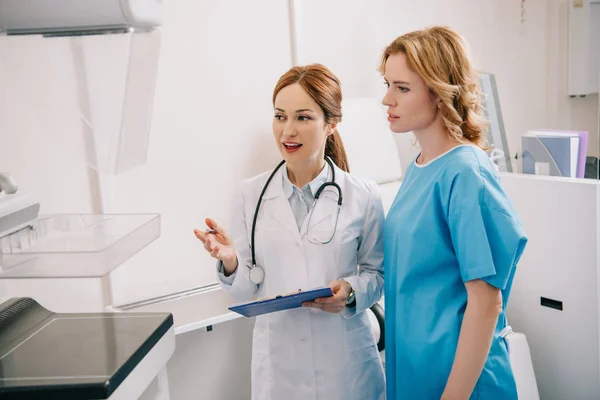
(194, 64), (385, 400)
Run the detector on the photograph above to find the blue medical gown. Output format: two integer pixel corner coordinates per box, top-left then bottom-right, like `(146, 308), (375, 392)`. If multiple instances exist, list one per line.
(384, 146), (528, 400)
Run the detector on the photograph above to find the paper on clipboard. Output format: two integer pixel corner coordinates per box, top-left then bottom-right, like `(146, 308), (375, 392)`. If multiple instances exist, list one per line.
(228, 287), (334, 318)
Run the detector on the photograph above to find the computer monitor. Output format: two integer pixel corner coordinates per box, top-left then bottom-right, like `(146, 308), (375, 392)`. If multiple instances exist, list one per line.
(478, 72), (513, 172)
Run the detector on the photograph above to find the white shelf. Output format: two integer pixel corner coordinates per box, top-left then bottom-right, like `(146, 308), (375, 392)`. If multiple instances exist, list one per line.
(115, 284), (243, 335)
(0, 213), (160, 279)
(499, 171), (599, 185)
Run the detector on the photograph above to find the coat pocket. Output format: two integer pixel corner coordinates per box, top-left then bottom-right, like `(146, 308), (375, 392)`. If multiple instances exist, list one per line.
(346, 324), (380, 365)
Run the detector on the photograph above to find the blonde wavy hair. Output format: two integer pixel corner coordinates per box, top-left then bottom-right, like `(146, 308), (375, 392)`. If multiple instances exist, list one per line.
(379, 26), (489, 148)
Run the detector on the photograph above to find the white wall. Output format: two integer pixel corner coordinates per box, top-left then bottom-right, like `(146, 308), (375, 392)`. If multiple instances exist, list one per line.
(547, 0), (599, 158)
(295, 0), (599, 170)
(294, 0), (553, 172)
(0, 36), (96, 214)
(106, 0), (290, 304)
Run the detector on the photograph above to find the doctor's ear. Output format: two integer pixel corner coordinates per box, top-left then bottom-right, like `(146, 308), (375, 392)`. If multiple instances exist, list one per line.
(327, 122), (338, 136)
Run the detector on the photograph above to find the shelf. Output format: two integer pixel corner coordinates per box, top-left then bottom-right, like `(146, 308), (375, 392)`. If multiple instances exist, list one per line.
(115, 284), (243, 335)
(0, 213), (160, 279)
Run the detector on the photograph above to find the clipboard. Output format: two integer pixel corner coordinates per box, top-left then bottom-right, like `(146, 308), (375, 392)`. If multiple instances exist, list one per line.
(228, 287), (334, 318)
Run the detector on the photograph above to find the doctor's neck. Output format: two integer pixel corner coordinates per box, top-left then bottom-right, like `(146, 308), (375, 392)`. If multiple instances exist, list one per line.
(413, 118), (464, 165)
(286, 157), (327, 188)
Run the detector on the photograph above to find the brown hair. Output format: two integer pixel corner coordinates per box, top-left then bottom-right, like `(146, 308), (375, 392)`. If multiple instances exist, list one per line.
(272, 64), (350, 172)
(379, 26), (489, 148)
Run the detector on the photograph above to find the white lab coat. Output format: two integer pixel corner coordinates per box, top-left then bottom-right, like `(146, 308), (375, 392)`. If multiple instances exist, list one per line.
(217, 163), (385, 400)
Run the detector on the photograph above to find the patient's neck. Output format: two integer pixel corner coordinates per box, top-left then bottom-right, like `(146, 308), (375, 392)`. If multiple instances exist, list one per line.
(413, 118), (464, 164)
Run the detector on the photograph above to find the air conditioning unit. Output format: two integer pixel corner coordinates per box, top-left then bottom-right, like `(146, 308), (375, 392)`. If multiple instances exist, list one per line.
(0, 0), (163, 35)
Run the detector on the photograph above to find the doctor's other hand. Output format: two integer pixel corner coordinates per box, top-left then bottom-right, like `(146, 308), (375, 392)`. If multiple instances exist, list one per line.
(193, 218), (238, 275)
(302, 280), (351, 314)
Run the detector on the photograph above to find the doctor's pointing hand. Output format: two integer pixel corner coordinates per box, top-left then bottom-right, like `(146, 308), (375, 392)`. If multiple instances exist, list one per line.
(194, 218), (237, 276)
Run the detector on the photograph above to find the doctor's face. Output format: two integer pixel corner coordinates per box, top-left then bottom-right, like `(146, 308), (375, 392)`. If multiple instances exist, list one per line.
(381, 52), (438, 134)
(273, 83), (333, 166)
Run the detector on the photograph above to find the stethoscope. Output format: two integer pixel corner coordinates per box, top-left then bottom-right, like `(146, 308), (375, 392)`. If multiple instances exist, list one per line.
(247, 157), (343, 284)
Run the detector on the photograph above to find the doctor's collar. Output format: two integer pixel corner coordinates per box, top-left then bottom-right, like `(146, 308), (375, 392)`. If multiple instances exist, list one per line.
(282, 162), (331, 199)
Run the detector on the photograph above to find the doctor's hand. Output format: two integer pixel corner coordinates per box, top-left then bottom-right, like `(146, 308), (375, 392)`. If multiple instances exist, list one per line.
(193, 218), (238, 275)
(302, 280), (352, 314)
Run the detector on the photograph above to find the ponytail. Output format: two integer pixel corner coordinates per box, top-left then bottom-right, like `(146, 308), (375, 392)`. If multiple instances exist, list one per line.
(325, 129), (350, 172)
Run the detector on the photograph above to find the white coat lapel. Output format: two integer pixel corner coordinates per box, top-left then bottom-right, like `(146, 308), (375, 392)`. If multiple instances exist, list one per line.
(300, 191), (338, 238)
(260, 168), (303, 248)
(300, 164), (346, 238)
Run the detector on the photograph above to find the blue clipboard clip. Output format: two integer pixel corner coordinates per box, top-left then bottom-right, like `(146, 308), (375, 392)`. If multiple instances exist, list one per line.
(228, 287), (334, 318)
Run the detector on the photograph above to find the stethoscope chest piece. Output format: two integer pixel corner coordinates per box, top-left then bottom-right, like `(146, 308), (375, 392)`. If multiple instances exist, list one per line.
(248, 157), (341, 285)
(249, 264), (265, 284)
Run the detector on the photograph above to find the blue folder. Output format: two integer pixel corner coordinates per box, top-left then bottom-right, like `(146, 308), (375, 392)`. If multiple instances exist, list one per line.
(228, 287), (334, 318)
(522, 134), (579, 177)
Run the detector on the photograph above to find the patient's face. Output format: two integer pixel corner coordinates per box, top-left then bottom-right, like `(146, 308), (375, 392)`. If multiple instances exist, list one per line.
(273, 83), (332, 167)
(381, 52), (438, 134)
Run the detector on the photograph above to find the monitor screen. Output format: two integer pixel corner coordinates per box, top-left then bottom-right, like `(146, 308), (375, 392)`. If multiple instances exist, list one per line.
(478, 72), (513, 172)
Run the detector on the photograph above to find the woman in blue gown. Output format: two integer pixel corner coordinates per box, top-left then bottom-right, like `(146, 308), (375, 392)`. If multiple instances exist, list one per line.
(380, 27), (528, 400)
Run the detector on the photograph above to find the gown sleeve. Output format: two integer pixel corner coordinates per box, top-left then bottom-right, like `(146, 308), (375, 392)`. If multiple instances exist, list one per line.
(447, 166), (528, 289)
